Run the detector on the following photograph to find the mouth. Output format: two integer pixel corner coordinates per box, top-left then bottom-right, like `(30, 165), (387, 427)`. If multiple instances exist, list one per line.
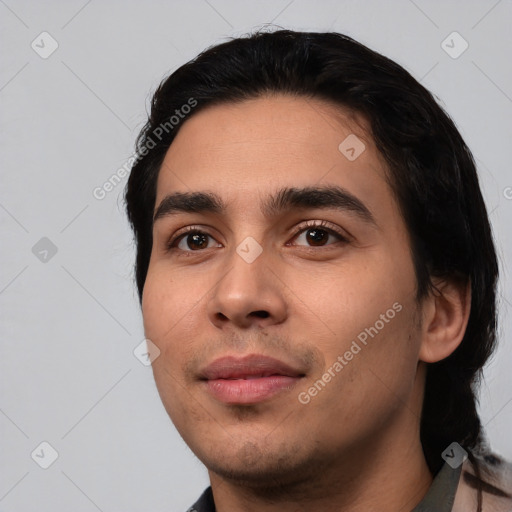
(199, 354), (306, 405)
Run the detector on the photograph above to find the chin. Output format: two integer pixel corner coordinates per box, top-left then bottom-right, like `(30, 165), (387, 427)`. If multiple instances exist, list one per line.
(207, 457), (313, 490)
(197, 437), (332, 494)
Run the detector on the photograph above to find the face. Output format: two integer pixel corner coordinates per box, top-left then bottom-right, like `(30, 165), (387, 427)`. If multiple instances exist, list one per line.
(142, 95), (425, 489)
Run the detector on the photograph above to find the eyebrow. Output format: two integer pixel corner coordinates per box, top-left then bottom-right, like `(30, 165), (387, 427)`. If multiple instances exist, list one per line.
(153, 185), (377, 227)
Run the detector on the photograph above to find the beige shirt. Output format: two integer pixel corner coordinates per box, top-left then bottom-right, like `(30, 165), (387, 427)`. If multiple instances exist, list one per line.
(452, 455), (512, 512)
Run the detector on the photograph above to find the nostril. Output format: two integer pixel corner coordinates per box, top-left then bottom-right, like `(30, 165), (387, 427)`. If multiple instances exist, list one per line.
(252, 310), (270, 318)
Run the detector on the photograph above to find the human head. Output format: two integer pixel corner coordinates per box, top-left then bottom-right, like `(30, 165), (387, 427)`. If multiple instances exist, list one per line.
(124, 29), (498, 476)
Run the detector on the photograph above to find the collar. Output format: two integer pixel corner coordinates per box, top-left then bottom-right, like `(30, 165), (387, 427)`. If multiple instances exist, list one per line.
(189, 462), (462, 512)
(412, 462), (462, 511)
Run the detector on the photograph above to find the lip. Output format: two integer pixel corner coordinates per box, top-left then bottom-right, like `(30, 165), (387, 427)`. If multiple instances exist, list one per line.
(199, 354), (305, 404)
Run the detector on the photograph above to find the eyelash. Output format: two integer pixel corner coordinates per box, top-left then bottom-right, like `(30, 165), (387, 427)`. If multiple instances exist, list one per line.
(165, 220), (350, 253)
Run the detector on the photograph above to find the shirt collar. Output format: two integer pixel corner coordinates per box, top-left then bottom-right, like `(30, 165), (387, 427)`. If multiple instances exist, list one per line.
(189, 462), (462, 512)
(412, 462), (462, 512)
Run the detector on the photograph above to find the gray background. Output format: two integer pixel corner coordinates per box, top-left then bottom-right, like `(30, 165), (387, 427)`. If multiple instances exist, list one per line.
(1, 1), (511, 510)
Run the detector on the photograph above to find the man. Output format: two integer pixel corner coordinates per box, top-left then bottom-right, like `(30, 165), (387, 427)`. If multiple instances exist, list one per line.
(124, 30), (511, 511)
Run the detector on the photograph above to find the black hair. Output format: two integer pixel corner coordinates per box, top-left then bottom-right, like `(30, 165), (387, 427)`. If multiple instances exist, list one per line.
(124, 29), (500, 506)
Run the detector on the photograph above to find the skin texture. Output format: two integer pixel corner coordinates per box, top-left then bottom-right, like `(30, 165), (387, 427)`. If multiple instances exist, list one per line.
(141, 95), (470, 511)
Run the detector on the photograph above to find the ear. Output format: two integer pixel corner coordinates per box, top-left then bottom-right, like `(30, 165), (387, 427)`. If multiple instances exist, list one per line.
(419, 277), (471, 363)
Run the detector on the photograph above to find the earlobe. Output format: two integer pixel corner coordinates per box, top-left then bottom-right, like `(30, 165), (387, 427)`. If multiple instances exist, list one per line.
(419, 278), (471, 363)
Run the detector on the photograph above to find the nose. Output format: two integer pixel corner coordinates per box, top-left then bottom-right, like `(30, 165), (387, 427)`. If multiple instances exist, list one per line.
(207, 247), (288, 330)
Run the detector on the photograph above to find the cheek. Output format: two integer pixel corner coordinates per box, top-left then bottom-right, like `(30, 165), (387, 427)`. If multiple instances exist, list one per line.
(285, 252), (414, 345)
(337, 264), (419, 383)
(142, 265), (202, 345)
(141, 270), (207, 410)
(295, 251), (419, 395)
(142, 268), (202, 418)
(302, 300), (420, 439)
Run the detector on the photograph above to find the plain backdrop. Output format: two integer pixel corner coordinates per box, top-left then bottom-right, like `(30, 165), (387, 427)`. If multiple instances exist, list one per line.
(1, 1), (511, 510)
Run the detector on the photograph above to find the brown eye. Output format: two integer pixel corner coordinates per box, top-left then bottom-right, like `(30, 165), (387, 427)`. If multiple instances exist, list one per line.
(304, 228), (330, 246)
(182, 232), (210, 250)
(167, 229), (221, 252)
(291, 221), (348, 248)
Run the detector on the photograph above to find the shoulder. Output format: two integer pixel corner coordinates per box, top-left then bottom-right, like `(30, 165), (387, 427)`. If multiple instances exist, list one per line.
(453, 452), (512, 512)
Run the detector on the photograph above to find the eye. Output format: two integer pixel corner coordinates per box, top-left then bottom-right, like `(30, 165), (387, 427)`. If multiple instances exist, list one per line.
(167, 227), (221, 252)
(289, 220), (349, 248)
(166, 220), (349, 254)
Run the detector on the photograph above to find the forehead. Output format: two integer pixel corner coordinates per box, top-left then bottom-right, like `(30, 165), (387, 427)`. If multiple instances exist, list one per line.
(154, 95), (391, 217)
